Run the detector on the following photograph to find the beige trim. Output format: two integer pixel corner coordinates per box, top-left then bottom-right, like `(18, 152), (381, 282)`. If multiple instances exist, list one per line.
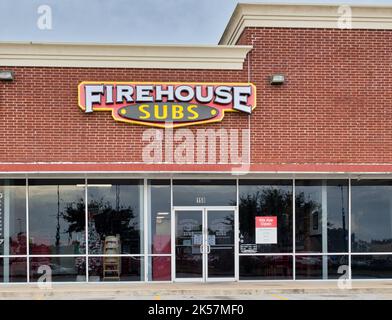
(0, 42), (252, 70)
(220, 3), (392, 45)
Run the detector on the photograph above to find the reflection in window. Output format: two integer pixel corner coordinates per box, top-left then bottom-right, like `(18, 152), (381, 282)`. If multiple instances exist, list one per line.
(352, 255), (392, 279)
(239, 180), (292, 253)
(173, 180), (236, 206)
(87, 180), (143, 255)
(29, 180), (85, 255)
(148, 256), (171, 281)
(0, 180), (26, 255)
(30, 257), (86, 282)
(295, 255), (348, 279)
(0, 258), (27, 283)
(88, 257), (143, 281)
(295, 180), (348, 253)
(352, 180), (392, 252)
(148, 180), (171, 254)
(239, 256), (293, 280)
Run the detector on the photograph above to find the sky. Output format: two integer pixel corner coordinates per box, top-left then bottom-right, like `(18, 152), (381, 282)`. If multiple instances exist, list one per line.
(0, 0), (392, 45)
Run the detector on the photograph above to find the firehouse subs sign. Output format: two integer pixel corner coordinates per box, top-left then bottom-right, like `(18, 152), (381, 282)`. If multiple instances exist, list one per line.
(78, 82), (256, 128)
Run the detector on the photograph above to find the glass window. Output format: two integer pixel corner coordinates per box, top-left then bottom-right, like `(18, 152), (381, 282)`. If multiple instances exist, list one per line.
(239, 256), (293, 280)
(352, 255), (392, 279)
(29, 179), (85, 255)
(148, 180), (171, 254)
(295, 180), (348, 253)
(173, 180), (236, 206)
(88, 257), (143, 281)
(0, 180), (26, 255)
(239, 180), (292, 253)
(30, 257), (86, 282)
(295, 255), (348, 279)
(88, 180), (143, 255)
(148, 256), (171, 281)
(352, 180), (392, 252)
(0, 258), (27, 283)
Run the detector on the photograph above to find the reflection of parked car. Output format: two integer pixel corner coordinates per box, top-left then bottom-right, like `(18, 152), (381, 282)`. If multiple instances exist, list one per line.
(297, 257), (320, 266)
(48, 263), (76, 276)
(354, 260), (371, 268)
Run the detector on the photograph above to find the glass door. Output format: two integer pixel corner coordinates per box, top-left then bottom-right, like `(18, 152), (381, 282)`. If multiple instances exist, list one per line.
(206, 209), (235, 281)
(174, 207), (236, 282)
(174, 210), (204, 281)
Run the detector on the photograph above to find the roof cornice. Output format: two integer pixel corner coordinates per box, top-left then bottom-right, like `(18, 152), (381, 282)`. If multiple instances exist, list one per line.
(0, 42), (252, 70)
(220, 3), (392, 45)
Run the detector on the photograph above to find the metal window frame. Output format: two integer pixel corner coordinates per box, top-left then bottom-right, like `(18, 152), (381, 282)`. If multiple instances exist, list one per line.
(1, 174), (392, 284)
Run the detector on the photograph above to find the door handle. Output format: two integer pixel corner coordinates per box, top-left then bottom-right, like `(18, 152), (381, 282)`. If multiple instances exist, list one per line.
(206, 244), (211, 254)
(200, 244), (204, 254)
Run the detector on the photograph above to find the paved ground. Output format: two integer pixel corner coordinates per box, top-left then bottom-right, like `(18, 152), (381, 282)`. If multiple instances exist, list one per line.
(1, 281), (392, 300)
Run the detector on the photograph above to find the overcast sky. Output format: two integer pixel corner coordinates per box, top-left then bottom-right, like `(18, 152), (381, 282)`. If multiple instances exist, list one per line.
(1, 0), (392, 45)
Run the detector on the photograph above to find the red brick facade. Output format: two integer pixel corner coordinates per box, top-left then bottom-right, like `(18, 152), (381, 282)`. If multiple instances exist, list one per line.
(1, 27), (392, 171)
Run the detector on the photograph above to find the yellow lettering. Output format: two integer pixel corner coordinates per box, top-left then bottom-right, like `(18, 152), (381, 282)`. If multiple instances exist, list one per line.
(154, 104), (168, 120)
(139, 104), (150, 119)
(172, 105), (184, 120)
(187, 105), (199, 120)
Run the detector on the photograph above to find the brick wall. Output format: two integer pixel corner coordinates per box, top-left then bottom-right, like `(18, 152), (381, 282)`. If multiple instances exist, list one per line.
(238, 28), (392, 164)
(1, 27), (392, 167)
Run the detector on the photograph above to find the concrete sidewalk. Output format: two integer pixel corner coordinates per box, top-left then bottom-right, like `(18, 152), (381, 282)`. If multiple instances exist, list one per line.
(0, 281), (392, 299)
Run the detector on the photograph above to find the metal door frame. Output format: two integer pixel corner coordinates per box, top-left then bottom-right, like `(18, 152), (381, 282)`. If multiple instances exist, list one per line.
(172, 206), (237, 282)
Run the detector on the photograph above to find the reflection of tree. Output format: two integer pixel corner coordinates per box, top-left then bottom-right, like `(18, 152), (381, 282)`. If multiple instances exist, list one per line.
(239, 187), (292, 250)
(88, 197), (139, 253)
(62, 199), (85, 236)
(295, 192), (320, 251)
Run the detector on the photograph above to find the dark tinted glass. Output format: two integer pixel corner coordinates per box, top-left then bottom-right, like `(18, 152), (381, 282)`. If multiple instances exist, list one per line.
(88, 180), (143, 254)
(352, 180), (392, 252)
(175, 210), (203, 279)
(0, 180), (26, 255)
(88, 257), (143, 281)
(0, 258), (27, 283)
(173, 180), (236, 206)
(207, 210), (235, 278)
(295, 255), (348, 279)
(148, 180), (171, 254)
(239, 256), (293, 280)
(29, 179), (85, 255)
(30, 257), (86, 282)
(352, 255), (392, 279)
(295, 180), (348, 253)
(239, 180), (292, 253)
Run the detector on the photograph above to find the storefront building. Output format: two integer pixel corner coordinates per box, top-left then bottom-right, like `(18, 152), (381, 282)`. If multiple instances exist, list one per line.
(1, 3), (392, 283)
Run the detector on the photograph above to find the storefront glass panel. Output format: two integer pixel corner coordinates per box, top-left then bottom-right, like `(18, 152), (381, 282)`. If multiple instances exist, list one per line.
(29, 179), (85, 255)
(30, 257), (86, 282)
(239, 256), (293, 280)
(88, 257), (143, 282)
(352, 255), (392, 279)
(148, 256), (171, 281)
(0, 180), (26, 255)
(0, 258), (27, 283)
(352, 180), (392, 252)
(295, 255), (348, 279)
(148, 180), (171, 254)
(295, 180), (348, 253)
(87, 180), (143, 255)
(173, 180), (236, 206)
(239, 180), (292, 253)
